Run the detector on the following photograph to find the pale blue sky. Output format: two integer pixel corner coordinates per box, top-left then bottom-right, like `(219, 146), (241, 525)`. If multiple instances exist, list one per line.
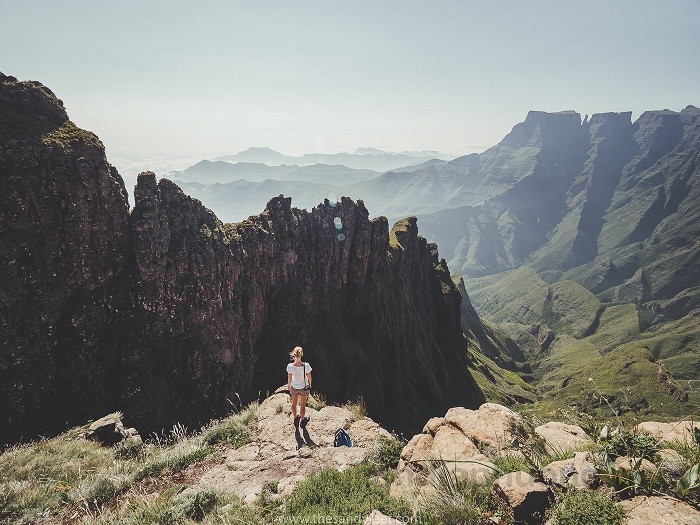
(2, 0), (699, 176)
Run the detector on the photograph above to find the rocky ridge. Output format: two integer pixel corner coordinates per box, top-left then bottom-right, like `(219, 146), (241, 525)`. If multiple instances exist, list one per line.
(195, 389), (393, 503)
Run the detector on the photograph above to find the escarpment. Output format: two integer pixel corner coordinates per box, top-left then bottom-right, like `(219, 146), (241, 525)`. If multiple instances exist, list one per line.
(0, 73), (483, 445)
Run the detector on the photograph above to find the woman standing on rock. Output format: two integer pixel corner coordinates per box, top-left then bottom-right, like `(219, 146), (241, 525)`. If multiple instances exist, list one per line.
(287, 346), (312, 430)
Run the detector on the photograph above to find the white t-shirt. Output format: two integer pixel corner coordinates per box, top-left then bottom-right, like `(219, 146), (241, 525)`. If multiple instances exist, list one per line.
(287, 362), (312, 389)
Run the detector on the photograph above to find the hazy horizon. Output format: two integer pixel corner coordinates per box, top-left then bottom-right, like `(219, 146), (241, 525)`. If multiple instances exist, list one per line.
(2, 0), (699, 179)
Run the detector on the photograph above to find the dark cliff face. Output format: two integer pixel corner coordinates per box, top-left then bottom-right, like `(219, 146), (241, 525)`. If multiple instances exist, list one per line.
(124, 175), (479, 437)
(0, 73), (481, 445)
(0, 73), (131, 443)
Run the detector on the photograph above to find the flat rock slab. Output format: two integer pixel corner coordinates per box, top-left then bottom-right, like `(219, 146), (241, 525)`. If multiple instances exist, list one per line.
(621, 495), (699, 525)
(195, 392), (390, 502)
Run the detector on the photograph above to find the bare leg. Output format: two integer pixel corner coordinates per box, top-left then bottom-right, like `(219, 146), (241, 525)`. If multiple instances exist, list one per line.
(291, 392), (299, 418)
(300, 394), (308, 419)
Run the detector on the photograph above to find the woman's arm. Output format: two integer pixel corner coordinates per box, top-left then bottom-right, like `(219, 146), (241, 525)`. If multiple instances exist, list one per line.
(287, 373), (292, 391)
(306, 371), (312, 388)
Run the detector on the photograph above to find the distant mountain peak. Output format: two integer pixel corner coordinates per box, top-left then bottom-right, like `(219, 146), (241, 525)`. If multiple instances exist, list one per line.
(239, 146), (282, 154)
(354, 146), (387, 155)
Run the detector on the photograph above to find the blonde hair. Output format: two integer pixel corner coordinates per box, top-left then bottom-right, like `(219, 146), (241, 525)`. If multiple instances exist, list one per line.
(290, 346), (303, 359)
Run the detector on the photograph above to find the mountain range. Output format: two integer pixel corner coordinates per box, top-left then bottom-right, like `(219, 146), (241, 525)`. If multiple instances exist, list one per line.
(214, 146), (452, 172)
(1, 71), (698, 447)
(172, 106), (700, 420)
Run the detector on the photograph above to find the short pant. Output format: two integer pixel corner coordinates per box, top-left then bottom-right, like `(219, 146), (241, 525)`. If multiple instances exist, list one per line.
(289, 386), (310, 398)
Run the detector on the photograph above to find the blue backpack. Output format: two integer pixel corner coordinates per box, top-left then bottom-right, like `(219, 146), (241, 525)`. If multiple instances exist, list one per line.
(334, 428), (353, 447)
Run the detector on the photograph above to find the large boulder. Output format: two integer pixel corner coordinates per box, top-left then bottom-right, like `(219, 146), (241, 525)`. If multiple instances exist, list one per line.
(85, 413), (141, 446)
(541, 452), (597, 489)
(442, 403), (525, 451)
(635, 421), (700, 445)
(621, 495), (699, 525)
(535, 422), (591, 453)
(492, 471), (552, 525)
(390, 406), (502, 504)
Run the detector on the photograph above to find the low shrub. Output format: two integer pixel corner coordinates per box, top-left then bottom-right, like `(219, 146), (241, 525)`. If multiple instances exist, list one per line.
(343, 398), (368, 420)
(282, 464), (408, 521)
(548, 489), (626, 525)
(366, 435), (404, 473)
(597, 426), (658, 461)
(491, 452), (532, 475)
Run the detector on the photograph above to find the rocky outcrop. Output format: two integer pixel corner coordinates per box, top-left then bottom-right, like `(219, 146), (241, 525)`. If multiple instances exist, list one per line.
(412, 106), (700, 318)
(196, 391), (391, 503)
(85, 413), (142, 447)
(390, 403), (524, 502)
(0, 72), (131, 444)
(0, 73), (483, 445)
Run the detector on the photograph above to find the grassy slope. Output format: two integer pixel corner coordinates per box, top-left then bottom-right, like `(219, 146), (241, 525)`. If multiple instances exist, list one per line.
(462, 267), (700, 420)
(0, 406), (257, 525)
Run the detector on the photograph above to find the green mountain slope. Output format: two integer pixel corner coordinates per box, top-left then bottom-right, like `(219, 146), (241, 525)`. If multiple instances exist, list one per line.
(463, 268), (700, 419)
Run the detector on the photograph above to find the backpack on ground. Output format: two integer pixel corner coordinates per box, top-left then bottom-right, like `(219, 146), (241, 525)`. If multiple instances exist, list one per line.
(334, 428), (353, 447)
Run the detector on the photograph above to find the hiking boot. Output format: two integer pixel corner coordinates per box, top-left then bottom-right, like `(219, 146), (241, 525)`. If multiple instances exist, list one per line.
(293, 415), (301, 428)
(300, 416), (310, 429)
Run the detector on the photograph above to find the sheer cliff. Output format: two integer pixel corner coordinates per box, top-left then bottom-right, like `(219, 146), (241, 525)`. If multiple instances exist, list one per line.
(0, 73), (485, 445)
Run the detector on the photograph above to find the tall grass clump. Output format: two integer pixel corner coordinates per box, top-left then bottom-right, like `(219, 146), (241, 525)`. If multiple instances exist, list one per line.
(343, 397), (368, 420)
(415, 459), (492, 525)
(0, 435), (119, 523)
(201, 403), (257, 447)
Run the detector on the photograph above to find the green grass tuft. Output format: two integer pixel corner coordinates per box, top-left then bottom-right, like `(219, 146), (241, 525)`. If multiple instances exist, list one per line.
(548, 489), (626, 525)
(282, 464), (408, 521)
(201, 404), (257, 447)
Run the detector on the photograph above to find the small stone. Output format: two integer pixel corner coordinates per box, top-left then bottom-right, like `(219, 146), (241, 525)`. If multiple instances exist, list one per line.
(363, 509), (406, 525)
(541, 452), (596, 489)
